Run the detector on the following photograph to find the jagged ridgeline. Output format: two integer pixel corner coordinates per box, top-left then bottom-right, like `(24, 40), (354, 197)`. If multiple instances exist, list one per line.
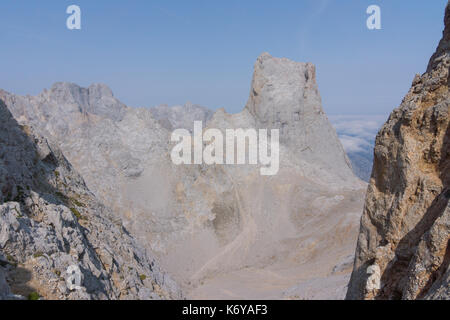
(0, 52), (366, 299)
(0, 99), (181, 300)
(346, 1), (450, 300)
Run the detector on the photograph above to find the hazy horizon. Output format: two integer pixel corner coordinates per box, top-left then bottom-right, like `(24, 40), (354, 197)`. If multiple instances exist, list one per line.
(0, 0), (447, 116)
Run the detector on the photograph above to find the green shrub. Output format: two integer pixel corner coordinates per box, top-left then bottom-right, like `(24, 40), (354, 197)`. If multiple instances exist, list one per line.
(28, 292), (40, 300)
(70, 207), (84, 220)
(139, 274), (147, 281)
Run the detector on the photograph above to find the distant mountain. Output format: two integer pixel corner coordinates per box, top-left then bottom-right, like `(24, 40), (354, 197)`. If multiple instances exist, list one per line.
(0, 53), (366, 300)
(149, 102), (214, 133)
(0, 99), (181, 300)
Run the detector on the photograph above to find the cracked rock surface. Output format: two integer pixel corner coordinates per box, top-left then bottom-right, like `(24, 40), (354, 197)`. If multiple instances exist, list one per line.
(1, 53), (365, 299)
(346, 1), (450, 300)
(0, 99), (181, 300)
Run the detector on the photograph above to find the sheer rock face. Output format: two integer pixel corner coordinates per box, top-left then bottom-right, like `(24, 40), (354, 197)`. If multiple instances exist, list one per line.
(346, 2), (450, 300)
(0, 100), (181, 300)
(48, 82), (127, 121)
(184, 55), (365, 299)
(245, 53), (354, 181)
(1, 54), (365, 299)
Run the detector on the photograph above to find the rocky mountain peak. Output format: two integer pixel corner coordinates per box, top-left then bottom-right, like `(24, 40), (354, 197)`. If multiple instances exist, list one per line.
(88, 83), (115, 98)
(246, 52), (319, 122)
(46, 82), (126, 121)
(1, 53), (365, 300)
(427, 1), (450, 73)
(244, 52), (354, 181)
(48, 82), (89, 110)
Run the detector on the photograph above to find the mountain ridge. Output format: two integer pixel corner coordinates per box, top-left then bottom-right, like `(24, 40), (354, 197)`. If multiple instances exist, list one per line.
(1, 53), (366, 300)
(0, 99), (182, 300)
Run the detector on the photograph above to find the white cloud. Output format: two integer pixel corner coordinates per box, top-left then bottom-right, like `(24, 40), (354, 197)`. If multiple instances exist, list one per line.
(329, 115), (387, 154)
(339, 135), (371, 153)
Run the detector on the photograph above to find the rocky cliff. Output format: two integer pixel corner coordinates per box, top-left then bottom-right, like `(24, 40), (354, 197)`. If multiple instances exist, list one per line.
(346, 2), (450, 300)
(1, 54), (366, 299)
(185, 54), (365, 299)
(0, 99), (181, 300)
(244, 53), (355, 180)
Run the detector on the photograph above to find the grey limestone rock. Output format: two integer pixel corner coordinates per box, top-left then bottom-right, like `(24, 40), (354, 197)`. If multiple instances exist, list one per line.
(1, 53), (365, 300)
(0, 99), (182, 300)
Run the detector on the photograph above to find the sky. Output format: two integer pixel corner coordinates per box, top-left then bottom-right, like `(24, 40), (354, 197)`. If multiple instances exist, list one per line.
(0, 0), (447, 116)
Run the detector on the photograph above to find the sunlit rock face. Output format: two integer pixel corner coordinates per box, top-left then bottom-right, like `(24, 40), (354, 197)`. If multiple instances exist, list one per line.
(1, 53), (365, 300)
(346, 2), (450, 300)
(0, 99), (181, 300)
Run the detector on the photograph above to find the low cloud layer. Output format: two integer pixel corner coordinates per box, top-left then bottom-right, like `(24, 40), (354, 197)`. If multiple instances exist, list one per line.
(339, 135), (372, 153)
(329, 115), (387, 181)
(329, 115), (386, 154)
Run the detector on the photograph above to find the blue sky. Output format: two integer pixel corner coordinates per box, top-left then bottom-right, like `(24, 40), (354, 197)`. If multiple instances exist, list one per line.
(0, 0), (447, 115)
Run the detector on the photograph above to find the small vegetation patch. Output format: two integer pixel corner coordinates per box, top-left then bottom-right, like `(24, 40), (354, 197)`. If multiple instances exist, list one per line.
(139, 274), (147, 281)
(71, 198), (86, 208)
(70, 207), (85, 221)
(28, 292), (40, 300)
(55, 191), (68, 204)
(33, 252), (44, 259)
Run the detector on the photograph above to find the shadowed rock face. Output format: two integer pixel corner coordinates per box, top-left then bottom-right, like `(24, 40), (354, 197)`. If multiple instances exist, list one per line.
(0, 99), (181, 300)
(1, 53), (365, 299)
(346, 1), (450, 300)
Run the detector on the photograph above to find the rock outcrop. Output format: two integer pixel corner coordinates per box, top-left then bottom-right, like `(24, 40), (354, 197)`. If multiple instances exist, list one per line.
(346, 2), (450, 300)
(0, 99), (181, 300)
(185, 54), (365, 299)
(244, 53), (355, 181)
(150, 102), (214, 133)
(1, 54), (366, 299)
